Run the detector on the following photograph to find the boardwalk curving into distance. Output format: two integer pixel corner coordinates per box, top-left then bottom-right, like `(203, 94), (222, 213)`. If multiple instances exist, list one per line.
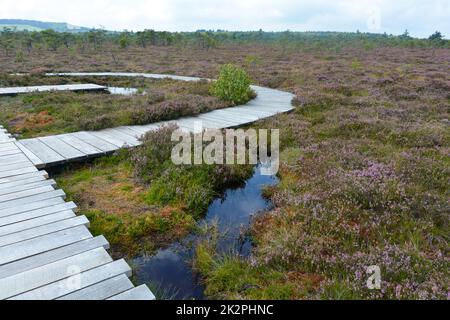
(0, 127), (155, 300)
(12, 73), (295, 168)
(0, 84), (107, 96)
(0, 73), (294, 300)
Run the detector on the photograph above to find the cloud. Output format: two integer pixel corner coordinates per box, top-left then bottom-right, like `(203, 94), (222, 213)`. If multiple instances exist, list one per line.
(0, 0), (448, 38)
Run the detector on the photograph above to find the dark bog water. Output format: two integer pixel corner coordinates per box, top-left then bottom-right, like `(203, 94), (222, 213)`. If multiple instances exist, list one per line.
(132, 165), (278, 300)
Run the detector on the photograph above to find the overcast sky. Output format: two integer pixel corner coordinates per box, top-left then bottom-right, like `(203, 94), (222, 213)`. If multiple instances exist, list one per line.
(1, 0), (449, 38)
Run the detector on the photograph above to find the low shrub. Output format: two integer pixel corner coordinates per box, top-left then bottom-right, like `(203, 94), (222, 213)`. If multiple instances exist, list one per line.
(210, 64), (253, 105)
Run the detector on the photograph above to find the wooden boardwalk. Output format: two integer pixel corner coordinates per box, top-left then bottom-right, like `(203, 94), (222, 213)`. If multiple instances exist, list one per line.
(0, 84), (107, 96)
(13, 73), (295, 168)
(0, 73), (293, 300)
(0, 127), (154, 300)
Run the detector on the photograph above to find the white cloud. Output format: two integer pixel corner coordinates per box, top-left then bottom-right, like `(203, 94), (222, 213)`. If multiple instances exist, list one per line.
(0, 0), (448, 37)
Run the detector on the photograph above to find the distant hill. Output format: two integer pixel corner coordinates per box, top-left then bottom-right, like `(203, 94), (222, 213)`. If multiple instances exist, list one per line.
(0, 19), (91, 33)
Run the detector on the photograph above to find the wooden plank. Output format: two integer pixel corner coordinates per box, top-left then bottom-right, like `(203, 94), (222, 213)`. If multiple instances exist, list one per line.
(212, 108), (267, 120)
(0, 175), (47, 192)
(0, 142), (18, 151)
(12, 260), (131, 300)
(89, 131), (126, 148)
(114, 126), (144, 139)
(0, 179), (56, 196)
(0, 84), (107, 96)
(102, 128), (142, 145)
(0, 202), (77, 226)
(39, 136), (85, 160)
(0, 196), (65, 218)
(210, 109), (260, 121)
(0, 202), (76, 227)
(0, 210), (75, 236)
(0, 190), (65, 212)
(0, 185), (56, 203)
(0, 215), (89, 247)
(0, 166), (37, 179)
(0, 247), (112, 299)
(223, 106), (275, 117)
(0, 161), (35, 173)
(58, 274), (134, 300)
(194, 116), (235, 129)
(124, 126), (151, 135)
(0, 170), (48, 185)
(97, 128), (140, 147)
(70, 132), (117, 152)
(0, 226), (94, 268)
(15, 142), (44, 168)
(0, 235), (107, 279)
(109, 285), (156, 300)
(18, 140), (65, 165)
(196, 113), (250, 126)
(0, 149), (22, 157)
(0, 154), (30, 166)
(58, 134), (102, 155)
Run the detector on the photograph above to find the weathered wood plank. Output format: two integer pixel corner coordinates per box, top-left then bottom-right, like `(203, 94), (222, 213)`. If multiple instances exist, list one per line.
(0, 179), (56, 196)
(88, 131), (128, 148)
(0, 235), (107, 279)
(0, 161), (35, 173)
(114, 126), (144, 139)
(14, 142), (44, 168)
(0, 84), (107, 96)
(0, 175), (47, 192)
(97, 128), (141, 146)
(0, 190), (66, 211)
(58, 274), (134, 300)
(0, 215), (89, 247)
(0, 196), (65, 218)
(12, 260), (131, 300)
(0, 247), (112, 299)
(38, 136), (85, 160)
(0, 170), (48, 185)
(70, 131), (117, 152)
(0, 201), (76, 227)
(0, 226), (93, 268)
(0, 154), (30, 166)
(19, 140), (64, 165)
(0, 149), (23, 157)
(58, 134), (103, 155)
(0, 186), (59, 204)
(109, 285), (156, 301)
(0, 167), (37, 179)
(0, 210), (75, 237)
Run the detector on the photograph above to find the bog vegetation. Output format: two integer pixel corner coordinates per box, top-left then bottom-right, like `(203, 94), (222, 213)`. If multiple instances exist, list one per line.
(0, 76), (235, 138)
(57, 126), (253, 257)
(0, 28), (448, 300)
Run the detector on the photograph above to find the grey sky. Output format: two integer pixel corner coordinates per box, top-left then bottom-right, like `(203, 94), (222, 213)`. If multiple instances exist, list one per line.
(1, 0), (449, 38)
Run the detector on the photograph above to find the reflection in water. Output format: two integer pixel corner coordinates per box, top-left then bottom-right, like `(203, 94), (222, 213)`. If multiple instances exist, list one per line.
(132, 165), (278, 300)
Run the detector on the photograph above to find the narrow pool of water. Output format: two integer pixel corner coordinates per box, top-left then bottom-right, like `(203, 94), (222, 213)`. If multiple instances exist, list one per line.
(132, 165), (278, 300)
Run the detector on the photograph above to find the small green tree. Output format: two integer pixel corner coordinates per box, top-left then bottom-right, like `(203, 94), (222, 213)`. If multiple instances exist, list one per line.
(211, 64), (253, 105)
(119, 31), (131, 49)
(429, 31), (444, 41)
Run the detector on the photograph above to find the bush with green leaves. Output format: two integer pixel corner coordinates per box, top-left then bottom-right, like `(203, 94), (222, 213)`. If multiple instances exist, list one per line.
(210, 64), (253, 105)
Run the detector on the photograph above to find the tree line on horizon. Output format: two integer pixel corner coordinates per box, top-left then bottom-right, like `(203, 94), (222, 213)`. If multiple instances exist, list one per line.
(0, 27), (448, 56)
